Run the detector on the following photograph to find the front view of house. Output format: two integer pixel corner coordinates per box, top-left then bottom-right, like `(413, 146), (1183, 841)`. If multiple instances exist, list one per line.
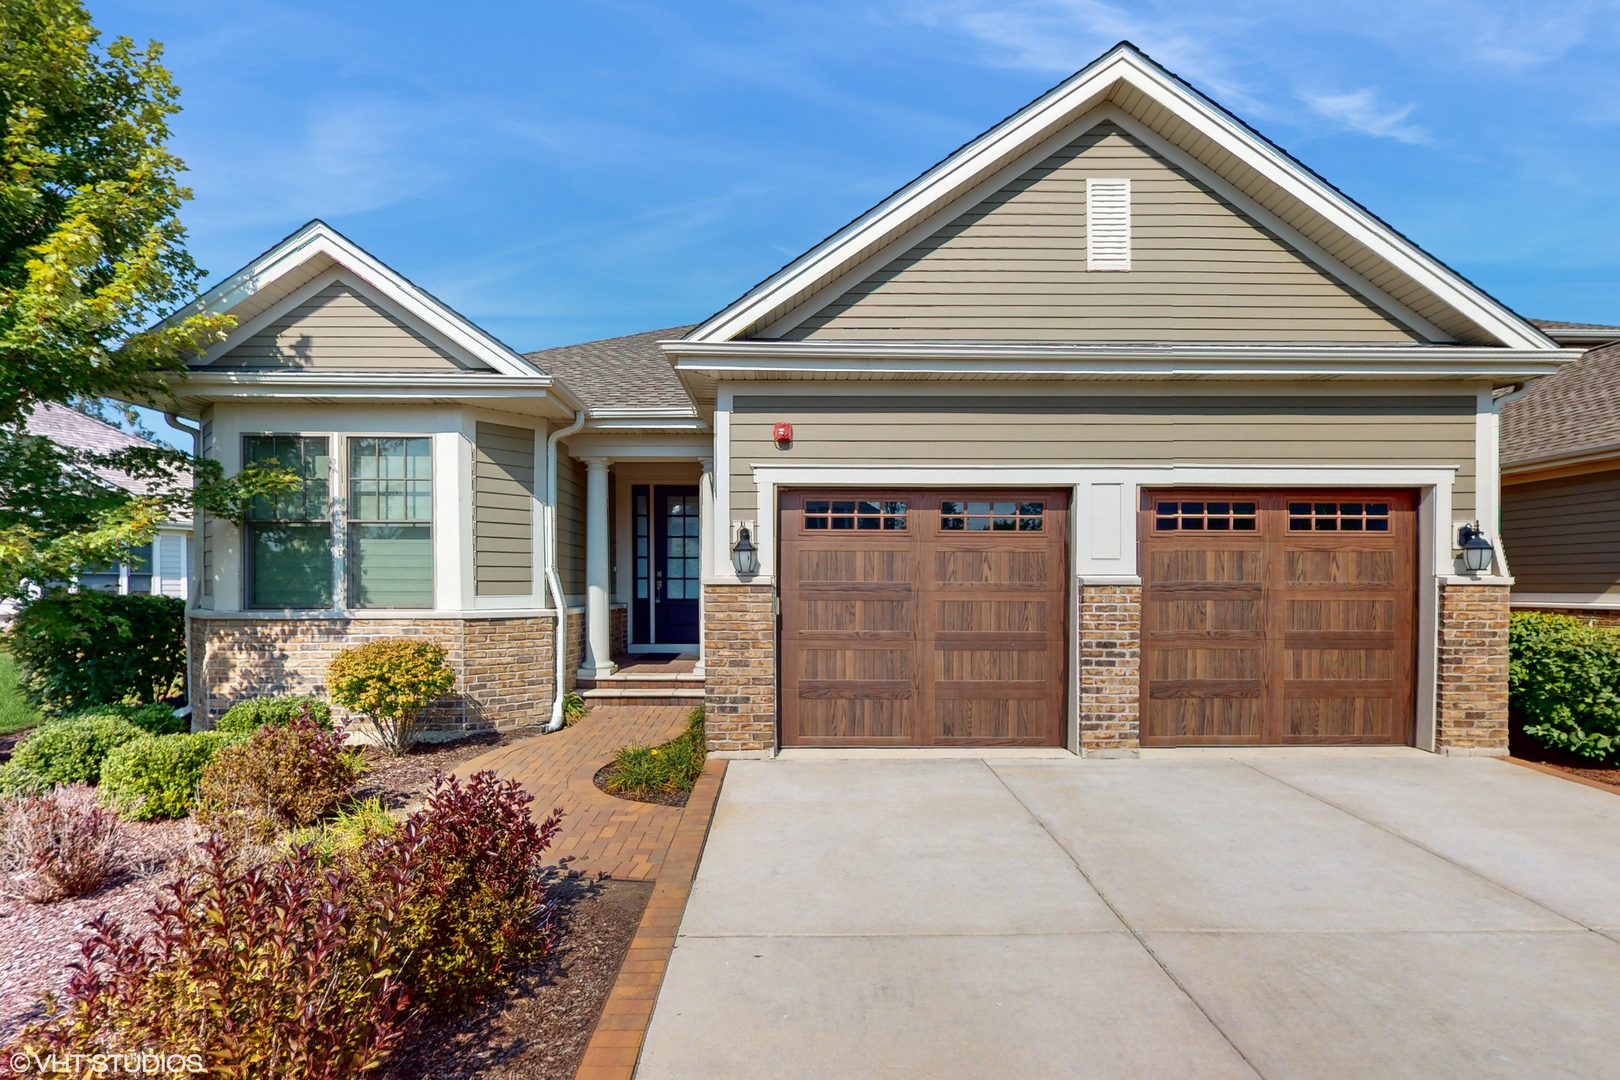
(175, 44), (1574, 756)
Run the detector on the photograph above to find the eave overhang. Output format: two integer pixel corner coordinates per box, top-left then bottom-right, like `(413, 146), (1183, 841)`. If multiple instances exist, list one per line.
(168, 370), (584, 421)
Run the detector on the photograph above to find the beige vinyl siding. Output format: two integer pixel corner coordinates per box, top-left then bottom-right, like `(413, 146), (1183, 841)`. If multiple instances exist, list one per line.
(216, 282), (485, 370)
(1502, 469), (1620, 598)
(729, 392), (1475, 518)
(784, 121), (1419, 343)
(200, 419), (214, 602)
(473, 422), (535, 597)
(555, 451), (587, 603)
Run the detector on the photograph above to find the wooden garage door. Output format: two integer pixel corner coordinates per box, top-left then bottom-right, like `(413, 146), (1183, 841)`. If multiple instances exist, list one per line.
(780, 490), (1069, 747)
(1139, 490), (1417, 746)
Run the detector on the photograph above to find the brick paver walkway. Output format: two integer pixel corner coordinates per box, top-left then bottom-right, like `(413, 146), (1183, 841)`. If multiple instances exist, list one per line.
(455, 704), (691, 881)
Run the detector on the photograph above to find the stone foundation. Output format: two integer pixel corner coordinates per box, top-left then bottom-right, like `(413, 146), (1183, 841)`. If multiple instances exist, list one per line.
(1435, 582), (1511, 755)
(610, 604), (628, 661)
(702, 583), (776, 752)
(190, 613), (560, 738)
(1078, 583), (1142, 754)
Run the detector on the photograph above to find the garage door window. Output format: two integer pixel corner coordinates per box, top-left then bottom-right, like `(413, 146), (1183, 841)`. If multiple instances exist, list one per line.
(804, 499), (908, 530)
(941, 500), (1044, 531)
(1152, 500), (1257, 532)
(1287, 501), (1390, 531)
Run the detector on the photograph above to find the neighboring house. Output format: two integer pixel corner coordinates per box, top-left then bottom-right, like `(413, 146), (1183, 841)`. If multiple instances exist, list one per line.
(172, 43), (1577, 754)
(1500, 322), (1620, 621)
(23, 402), (194, 599)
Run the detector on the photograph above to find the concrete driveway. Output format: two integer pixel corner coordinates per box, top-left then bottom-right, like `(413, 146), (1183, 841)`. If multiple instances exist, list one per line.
(635, 753), (1620, 1079)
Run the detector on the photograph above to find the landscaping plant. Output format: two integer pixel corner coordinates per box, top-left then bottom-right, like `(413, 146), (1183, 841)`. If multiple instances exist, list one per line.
(286, 796), (397, 864)
(214, 693), (332, 734)
(98, 730), (241, 821)
(1, 783), (124, 903)
(602, 705), (707, 799)
(0, 713), (143, 794)
(8, 591), (185, 714)
(196, 707), (365, 841)
(1510, 611), (1620, 763)
(326, 638), (455, 754)
(562, 690), (588, 726)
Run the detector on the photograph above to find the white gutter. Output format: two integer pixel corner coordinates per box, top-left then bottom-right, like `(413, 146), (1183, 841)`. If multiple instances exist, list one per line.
(543, 409), (587, 731)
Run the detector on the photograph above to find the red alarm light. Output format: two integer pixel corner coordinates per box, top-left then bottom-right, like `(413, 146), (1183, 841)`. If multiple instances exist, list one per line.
(773, 422), (793, 447)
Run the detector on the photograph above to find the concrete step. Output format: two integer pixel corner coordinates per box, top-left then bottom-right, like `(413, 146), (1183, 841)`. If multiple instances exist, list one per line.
(579, 672), (704, 691)
(580, 686), (706, 703)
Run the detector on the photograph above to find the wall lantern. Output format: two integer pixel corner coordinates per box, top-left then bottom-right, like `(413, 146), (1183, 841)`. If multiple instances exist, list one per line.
(1457, 522), (1494, 574)
(731, 524), (759, 576)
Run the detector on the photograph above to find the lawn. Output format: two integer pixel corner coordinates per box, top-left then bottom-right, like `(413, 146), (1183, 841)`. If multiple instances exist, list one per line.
(0, 652), (42, 736)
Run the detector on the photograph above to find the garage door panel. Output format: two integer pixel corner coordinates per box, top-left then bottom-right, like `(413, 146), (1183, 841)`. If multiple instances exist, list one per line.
(1142, 489), (1416, 747)
(781, 488), (1068, 748)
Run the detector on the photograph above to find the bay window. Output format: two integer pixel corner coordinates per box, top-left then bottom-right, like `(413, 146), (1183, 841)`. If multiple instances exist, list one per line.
(348, 436), (433, 608)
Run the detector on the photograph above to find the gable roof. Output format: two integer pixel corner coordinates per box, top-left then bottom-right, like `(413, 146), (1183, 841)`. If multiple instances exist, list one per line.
(177, 220), (546, 377)
(681, 42), (1553, 352)
(524, 326), (697, 415)
(1502, 339), (1620, 472)
(1530, 319), (1620, 347)
(25, 403), (191, 499)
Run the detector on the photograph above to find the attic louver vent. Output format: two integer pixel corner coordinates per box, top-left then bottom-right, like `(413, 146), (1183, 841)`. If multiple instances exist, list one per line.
(1086, 177), (1131, 271)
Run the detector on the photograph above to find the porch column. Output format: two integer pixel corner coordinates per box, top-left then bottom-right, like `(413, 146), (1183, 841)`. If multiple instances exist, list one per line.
(580, 457), (616, 678)
(696, 455), (714, 676)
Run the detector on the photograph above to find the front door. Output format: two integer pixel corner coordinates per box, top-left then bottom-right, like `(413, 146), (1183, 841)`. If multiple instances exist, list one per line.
(654, 486), (700, 645)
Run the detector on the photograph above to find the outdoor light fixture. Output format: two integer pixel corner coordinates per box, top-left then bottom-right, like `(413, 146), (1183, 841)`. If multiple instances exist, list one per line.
(1457, 522), (1494, 574)
(731, 524), (759, 576)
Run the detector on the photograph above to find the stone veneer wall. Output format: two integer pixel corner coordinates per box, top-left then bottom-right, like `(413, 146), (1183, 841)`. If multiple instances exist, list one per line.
(610, 605), (628, 661)
(190, 614), (561, 738)
(1435, 582), (1511, 755)
(703, 583), (775, 752)
(1078, 583), (1142, 754)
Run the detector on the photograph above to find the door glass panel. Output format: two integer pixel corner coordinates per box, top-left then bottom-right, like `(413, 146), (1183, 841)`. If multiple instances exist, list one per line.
(664, 494), (700, 600)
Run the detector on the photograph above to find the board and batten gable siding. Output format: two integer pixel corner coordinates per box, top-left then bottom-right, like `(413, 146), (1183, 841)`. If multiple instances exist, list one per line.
(555, 450), (588, 603)
(473, 422), (536, 597)
(1502, 469), (1620, 600)
(782, 122), (1420, 343)
(214, 282), (486, 370)
(728, 393), (1476, 519)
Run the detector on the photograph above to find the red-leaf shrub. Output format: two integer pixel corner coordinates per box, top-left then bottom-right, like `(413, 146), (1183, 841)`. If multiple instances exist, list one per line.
(196, 705), (365, 841)
(1, 784), (124, 902)
(354, 770), (563, 1014)
(10, 835), (414, 1079)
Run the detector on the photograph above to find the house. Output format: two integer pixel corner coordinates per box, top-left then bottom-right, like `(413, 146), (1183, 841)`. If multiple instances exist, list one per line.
(1500, 323), (1620, 621)
(172, 42), (1576, 753)
(24, 403), (194, 599)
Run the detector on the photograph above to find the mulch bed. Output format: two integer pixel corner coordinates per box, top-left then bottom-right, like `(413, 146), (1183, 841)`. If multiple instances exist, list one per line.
(380, 877), (653, 1080)
(1508, 720), (1620, 791)
(353, 725), (549, 811)
(592, 764), (692, 808)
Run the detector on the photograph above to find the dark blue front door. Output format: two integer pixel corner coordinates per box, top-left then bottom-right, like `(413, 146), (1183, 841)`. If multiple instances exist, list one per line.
(654, 487), (700, 644)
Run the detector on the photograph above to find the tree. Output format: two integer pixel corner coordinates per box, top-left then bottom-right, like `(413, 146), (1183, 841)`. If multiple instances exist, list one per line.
(0, 0), (296, 594)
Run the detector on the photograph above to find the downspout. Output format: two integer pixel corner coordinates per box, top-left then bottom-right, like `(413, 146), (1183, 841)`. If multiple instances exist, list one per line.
(544, 409), (587, 731)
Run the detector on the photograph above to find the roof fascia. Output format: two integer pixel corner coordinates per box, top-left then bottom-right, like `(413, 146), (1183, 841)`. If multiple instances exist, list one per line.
(1538, 327), (1620, 347)
(174, 370), (584, 418)
(182, 222), (544, 377)
(688, 45), (1553, 351)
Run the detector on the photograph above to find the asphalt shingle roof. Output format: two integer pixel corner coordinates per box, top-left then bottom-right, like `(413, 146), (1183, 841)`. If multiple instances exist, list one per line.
(23, 403), (189, 496)
(525, 326), (696, 413)
(1502, 340), (1620, 468)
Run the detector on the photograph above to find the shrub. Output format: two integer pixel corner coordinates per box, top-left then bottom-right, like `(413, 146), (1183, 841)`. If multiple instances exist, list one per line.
(1510, 611), (1620, 763)
(0, 713), (143, 794)
(196, 709), (365, 842)
(99, 701), (188, 736)
(215, 694), (333, 735)
(326, 639), (455, 755)
(98, 731), (242, 821)
(562, 691), (588, 726)
(11, 834), (414, 1079)
(286, 796), (398, 863)
(9, 589), (185, 713)
(2, 784), (124, 903)
(348, 770), (561, 1013)
(601, 706), (706, 799)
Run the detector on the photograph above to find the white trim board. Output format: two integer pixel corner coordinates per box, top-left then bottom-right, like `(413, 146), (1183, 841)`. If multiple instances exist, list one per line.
(1511, 592), (1620, 610)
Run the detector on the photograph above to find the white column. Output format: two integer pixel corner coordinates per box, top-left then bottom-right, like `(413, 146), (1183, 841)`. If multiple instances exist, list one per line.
(580, 457), (616, 678)
(696, 455), (714, 675)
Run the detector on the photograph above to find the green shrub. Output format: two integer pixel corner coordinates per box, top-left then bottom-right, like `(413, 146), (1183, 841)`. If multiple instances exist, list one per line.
(197, 710), (365, 841)
(9, 589), (185, 713)
(326, 639), (455, 754)
(99, 731), (241, 821)
(98, 701), (188, 736)
(286, 797), (398, 863)
(215, 694), (332, 735)
(1510, 611), (1620, 763)
(601, 706), (706, 798)
(0, 713), (143, 794)
(562, 691), (588, 726)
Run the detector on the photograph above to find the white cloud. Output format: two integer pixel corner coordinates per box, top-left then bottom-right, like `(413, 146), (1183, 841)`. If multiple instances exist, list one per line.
(1303, 88), (1429, 144)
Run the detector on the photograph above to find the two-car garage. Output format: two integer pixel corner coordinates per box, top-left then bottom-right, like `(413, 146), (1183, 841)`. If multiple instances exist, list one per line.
(776, 488), (1418, 749)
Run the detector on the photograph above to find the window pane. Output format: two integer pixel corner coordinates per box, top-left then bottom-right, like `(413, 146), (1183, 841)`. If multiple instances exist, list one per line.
(350, 524), (432, 607)
(245, 436), (329, 521)
(250, 523), (332, 607)
(351, 437), (431, 522)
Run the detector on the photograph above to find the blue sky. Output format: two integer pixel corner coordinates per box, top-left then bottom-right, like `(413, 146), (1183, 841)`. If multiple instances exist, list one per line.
(102, 0), (1620, 355)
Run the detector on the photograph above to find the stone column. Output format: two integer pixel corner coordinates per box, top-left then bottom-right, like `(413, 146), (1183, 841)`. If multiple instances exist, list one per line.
(1078, 581), (1142, 755)
(580, 457), (616, 678)
(1435, 581), (1510, 755)
(696, 455), (714, 676)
